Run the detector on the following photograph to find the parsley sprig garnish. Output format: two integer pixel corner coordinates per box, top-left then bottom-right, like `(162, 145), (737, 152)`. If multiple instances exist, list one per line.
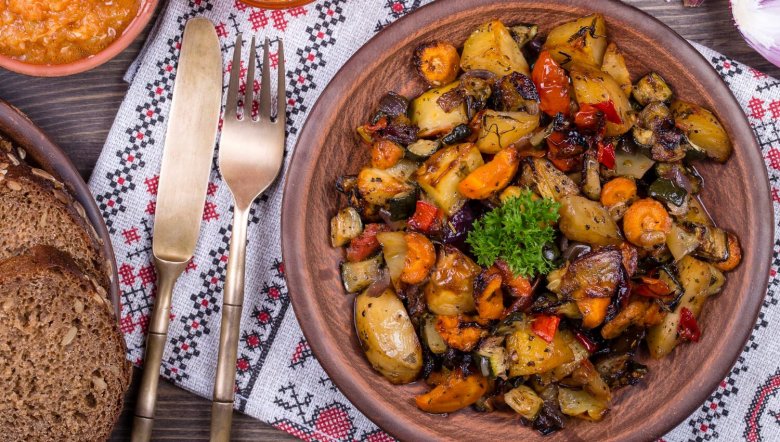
(466, 190), (560, 278)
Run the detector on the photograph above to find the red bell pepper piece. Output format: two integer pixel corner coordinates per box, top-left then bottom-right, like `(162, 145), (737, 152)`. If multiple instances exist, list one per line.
(678, 307), (701, 342)
(345, 223), (389, 262)
(592, 100), (622, 124)
(597, 141), (616, 169)
(574, 330), (599, 353)
(531, 314), (561, 344)
(633, 276), (672, 298)
(408, 201), (440, 234)
(532, 51), (571, 117)
(573, 103), (604, 133)
(546, 131), (582, 172)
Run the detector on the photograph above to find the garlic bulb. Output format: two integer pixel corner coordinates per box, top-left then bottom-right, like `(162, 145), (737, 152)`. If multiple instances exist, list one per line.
(731, 0), (780, 68)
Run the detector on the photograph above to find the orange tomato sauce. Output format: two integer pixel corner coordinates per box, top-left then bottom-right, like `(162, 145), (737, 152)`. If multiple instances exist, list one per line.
(0, 0), (140, 65)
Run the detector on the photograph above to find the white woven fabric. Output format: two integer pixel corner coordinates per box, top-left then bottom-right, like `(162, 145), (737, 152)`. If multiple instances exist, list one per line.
(88, 1), (780, 440)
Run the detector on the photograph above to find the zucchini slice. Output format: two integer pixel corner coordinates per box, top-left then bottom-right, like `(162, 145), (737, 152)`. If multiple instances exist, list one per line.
(341, 254), (383, 294)
(406, 139), (440, 162)
(330, 207), (363, 247)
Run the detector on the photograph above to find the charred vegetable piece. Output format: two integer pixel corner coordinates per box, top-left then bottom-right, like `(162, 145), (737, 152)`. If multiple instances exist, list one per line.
(346, 223), (389, 262)
(569, 63), (635, 136)
(370, 139), (405, 169)
(693, 224), (730, 263)
(425, 245), (481, 315)
(505, 317), (575, 376)
(594, 353), (647, 389)
(355, 288), (422, 383)
(458, 145), (521, 199)
(435, 315), (486, 351)
(415, 370), (489, 413)
(341, 254), (384, 293)
(519, 158), (580, 202)
(413, 41), (461, 86)
(411, 82), (469, 137)
(475, 336), (508, 378)
(600, 296), (664, 339)
(543, 14), (608, 68)
(376, 92), (409, 118)
(416, 143), (484, 215)
(648, 178), (688, 208)
(558, 195), (622, 246)
(601, 43), (632, 96)
(461, 20), (530, 76)
(505, 385), (544, 420)
(581, 152), (601, 200)
(671, 100), (733, 162)
(442, 124), (473, 145)
(401, 232), (437, 284)
(532, 50), (571, 117)
(714, 233), (742, 271)
(476, 109), (539, 154)
(656, 162), (702, 195)
(509, 23), (539, 48)
(492, 72), (539, 113)
(406, 139), (440, 161)
(632, 72), (673, 106)
(557, 247), (624, 328)
(623, 199), (672, 249)
(386, 189), (418, 221)
(330, 207), (363, 247)
(474, 266), (505, 321)
(646, 255), (723, 358)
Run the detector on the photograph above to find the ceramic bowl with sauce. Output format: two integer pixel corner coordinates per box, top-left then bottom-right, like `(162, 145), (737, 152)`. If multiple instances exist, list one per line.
(0, 0), (158, 77)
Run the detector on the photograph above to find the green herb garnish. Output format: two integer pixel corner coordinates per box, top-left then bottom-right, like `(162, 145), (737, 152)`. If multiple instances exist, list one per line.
(466, 190), (560, 278)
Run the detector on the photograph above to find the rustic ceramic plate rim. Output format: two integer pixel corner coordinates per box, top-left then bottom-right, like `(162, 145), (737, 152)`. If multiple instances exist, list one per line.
(281, 0), (773, 440)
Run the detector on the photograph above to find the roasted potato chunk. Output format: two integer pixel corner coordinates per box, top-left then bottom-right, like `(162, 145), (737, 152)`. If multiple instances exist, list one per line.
(570, 63), (635, 136)
(416, 143), (484, 215)
(671, 100), (732, 162)
(601, 42), (631, 96)
(424, 245), (481, 315)
(461, 20), (530, 76)
(355, 288), (422, 384)
(506, 318), (575, 376)
(476, 110), (539, 154)
(410, 81), (469, 137)
(543, 14), (608, 68)
(558, 195), (622, 246)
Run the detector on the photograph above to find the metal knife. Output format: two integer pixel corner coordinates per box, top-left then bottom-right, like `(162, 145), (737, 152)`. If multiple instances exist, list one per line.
(131, 17), (223, 442)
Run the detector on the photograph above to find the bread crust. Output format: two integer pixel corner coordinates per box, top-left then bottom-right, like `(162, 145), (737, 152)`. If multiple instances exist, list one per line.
(0, 138), (109, 291)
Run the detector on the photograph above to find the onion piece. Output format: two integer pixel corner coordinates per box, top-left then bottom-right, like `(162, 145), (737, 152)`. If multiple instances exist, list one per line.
(732, 0), (780, 68)
(364, 267), (392, 297)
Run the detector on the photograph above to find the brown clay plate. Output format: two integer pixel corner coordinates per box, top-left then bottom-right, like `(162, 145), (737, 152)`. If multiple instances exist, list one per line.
(0, 100), (120, 316)
(281, 1), (773, 440)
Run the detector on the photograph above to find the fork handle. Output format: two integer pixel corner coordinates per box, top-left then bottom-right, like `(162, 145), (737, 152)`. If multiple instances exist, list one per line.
(210, 206), (250, 442)
(132, 258), (187, 442)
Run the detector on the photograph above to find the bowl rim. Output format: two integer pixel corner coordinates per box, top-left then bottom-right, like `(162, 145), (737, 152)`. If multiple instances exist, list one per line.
(0, 99), (121, 317)
(281, 0), (774, 439)
(0, 0), (159, 77)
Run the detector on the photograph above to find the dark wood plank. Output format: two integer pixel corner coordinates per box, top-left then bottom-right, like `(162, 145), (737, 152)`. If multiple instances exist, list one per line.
(0, 1), (776, 440)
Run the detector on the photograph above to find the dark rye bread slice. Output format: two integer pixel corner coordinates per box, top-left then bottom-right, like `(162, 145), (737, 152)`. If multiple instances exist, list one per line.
(0, 246), (131, 442)
(0, 137), (110, 291)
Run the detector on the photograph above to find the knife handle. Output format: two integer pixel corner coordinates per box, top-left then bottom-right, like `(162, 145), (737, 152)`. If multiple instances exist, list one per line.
(132, 258), (187, 442)
(210, 206), (250, 441)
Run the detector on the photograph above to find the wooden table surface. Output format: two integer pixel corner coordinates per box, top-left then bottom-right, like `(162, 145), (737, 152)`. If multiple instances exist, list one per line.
(1, 1), (777, 440)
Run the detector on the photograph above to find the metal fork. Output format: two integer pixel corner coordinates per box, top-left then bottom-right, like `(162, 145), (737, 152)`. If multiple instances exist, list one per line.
(210, 34), (285, 442)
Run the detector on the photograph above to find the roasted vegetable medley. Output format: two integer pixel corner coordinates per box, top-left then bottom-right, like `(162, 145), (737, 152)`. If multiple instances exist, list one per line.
(331, 14), (742, 434)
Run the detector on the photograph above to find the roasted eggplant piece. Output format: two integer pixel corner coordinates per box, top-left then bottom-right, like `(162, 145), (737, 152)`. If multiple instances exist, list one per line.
(518, 158), (579, 202)
(509, 23), (539, 48)
(632, 72), (673, 106)
(555, 247), (624, 328)
(491, 72), (540, 113)
(634, 102), (685, 162)
(594, 353), (647, 389)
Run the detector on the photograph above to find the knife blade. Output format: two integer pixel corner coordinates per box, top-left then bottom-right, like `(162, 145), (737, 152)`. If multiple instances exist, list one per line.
(132, 17), (222, 442)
